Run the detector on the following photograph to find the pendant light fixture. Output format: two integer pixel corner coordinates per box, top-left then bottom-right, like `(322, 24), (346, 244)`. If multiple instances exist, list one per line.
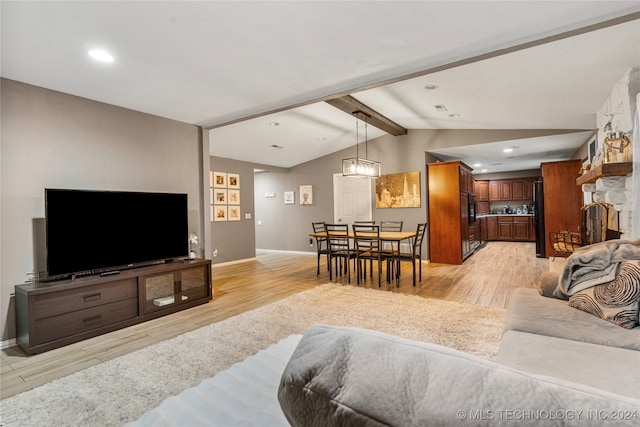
(342, 112), (381, 178)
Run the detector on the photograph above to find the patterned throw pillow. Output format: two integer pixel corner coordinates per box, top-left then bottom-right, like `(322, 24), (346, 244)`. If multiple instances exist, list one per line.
(568, 261), (640, 329)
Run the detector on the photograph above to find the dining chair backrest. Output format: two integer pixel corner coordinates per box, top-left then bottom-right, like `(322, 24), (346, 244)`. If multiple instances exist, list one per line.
(354, 220), (376, 225)
(325, 223), (350, 251)
(312, 221), (326, 234)
(380, 221), (403, 232)
(352, 224), (381, 252)
(412, 223), (427, 256)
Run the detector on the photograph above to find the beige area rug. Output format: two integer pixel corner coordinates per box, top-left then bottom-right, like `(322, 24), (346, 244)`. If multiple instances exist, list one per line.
(0, 283), (505, 426)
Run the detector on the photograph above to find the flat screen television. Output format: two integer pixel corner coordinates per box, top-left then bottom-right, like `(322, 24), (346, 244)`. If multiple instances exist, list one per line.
(45, 188), (188, 280)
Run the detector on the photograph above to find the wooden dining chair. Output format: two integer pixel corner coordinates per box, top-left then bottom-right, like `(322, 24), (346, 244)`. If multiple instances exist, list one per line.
(395, 223), (427, 286)
(325, 223), (353, 283)
(311, 221), (330, 277)
(352, 224), (387, 287)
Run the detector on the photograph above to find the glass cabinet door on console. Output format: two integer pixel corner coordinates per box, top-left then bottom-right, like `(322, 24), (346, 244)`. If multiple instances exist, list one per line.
(141, 264), (209, 314)
(180, 266), (207, 301)
(143, 271), (178, 313)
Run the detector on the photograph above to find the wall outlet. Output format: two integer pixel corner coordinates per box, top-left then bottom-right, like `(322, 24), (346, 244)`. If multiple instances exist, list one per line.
(309, 238), (313, 246)
(213, 249), (218, 257)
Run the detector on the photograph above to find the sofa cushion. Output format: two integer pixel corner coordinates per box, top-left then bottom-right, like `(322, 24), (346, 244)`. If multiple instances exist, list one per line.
(278, 325), (640, 427)
(498, 330), (640, 399)
(504, 288), (640, 350)
(568, 261), (640, 329)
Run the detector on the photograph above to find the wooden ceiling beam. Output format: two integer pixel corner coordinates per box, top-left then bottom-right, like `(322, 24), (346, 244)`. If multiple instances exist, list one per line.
(325, 95), (407, 136)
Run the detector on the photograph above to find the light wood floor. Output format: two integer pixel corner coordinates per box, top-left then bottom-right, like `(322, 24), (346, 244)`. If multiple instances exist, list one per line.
(1, 241), (551, 399)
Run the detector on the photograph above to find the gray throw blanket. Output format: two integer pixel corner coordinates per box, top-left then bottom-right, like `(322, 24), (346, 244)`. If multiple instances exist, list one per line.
(554, 239), (640, 298)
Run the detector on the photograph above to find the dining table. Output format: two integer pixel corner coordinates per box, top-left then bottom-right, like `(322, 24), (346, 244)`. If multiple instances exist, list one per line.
(310, 229), (417, 284)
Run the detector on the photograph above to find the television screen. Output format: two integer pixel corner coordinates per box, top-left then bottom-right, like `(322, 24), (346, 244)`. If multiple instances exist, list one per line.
(45, 189), (188, 279)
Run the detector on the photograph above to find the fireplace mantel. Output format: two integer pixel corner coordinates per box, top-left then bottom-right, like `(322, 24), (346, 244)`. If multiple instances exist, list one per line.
(576, 162), (633, 186)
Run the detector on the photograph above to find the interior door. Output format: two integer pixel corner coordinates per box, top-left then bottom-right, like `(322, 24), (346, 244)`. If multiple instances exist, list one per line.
(333, 174), (372, 224)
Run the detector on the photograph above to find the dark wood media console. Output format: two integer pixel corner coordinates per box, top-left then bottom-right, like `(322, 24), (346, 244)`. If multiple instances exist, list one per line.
(15, 258), (212, 354)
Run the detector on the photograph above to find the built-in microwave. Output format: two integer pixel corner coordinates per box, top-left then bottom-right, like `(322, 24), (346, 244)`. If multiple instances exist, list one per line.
(468, 194), (476, 224)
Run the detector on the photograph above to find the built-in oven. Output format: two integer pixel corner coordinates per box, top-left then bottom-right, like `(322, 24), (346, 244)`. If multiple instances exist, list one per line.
(468, 194), (476, 224)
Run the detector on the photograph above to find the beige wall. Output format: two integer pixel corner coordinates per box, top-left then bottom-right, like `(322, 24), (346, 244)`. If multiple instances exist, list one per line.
(0, 79), (207, 342)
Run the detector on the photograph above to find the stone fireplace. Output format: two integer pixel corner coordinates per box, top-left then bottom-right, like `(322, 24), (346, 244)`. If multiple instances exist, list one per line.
(581, 68), (639, 240)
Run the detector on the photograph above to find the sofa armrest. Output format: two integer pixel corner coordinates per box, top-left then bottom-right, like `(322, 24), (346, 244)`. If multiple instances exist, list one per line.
(279, 325), (640, 427)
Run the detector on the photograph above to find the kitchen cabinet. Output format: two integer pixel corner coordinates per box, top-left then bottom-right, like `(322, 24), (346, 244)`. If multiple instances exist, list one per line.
(498, 216), (514, 240)
(480, 217), (488, 241)
(489, 178), (537, 201)
(489, 180), (513, 201)
(486, 216), (498, 240)
(427, 160), (476, 265)
(513, 216), (530, 241)
(474, 180), (490, 215)
(474, 180), (489, 201)
(513, 178), (536, 200)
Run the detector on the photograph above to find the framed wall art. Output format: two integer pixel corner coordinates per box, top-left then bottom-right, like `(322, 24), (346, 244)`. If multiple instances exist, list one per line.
(213, 171), (227, 188)
(228, 189), (240, 205)
(227, 173), (240, 189)
(214, 206), (228, 221)
(284, 191), (295, 205)
(214, 189), (227, 205)
(228, 206), (240, 221)
(375, 172), (421, 208)
(300, 185), (313, 205)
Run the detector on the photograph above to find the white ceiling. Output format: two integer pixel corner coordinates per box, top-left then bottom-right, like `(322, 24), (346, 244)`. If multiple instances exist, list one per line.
(2, 1), (639, 173)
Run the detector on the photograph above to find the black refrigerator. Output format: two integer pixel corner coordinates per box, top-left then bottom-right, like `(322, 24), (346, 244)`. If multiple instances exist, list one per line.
(533, 181), (546, 258)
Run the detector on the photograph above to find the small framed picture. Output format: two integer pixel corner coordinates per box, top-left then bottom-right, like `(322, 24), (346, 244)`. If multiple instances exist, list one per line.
(214, 189), (227, 205)
(228, 173), (240, 189)
(213, 171), (227, 188)
(214, 206), (228, 221)
(300, 185), (313, 205)
(228, 189), (240, 205)
(284, 191), (295, 205)
(228, 206), (240, 221)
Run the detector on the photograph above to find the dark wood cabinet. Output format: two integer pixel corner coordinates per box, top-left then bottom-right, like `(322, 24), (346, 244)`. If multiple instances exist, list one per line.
(541, 160), (583, 258)
(489, 181), (501, 200)
(475, 180), (490, 215)
(498, 216), (513, 240)
(489, 179), (513, 201)
(486, 216), (498, 240)
(489, 177), (537, 202)
(480, 217), (488, 241)
(15, 259), (212, 354)
(513, 216), (530, 241)
(474, 180), (489, 201)
(427, 160), (476, 265)
(512, 178), (537, 201)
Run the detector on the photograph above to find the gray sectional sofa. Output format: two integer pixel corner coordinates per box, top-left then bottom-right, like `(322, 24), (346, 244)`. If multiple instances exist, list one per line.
(278, 290), (640, 426)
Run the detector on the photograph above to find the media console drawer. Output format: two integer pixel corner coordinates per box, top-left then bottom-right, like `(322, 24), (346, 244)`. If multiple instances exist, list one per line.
(35, 297), (138, 344)
(34, 278), (138, 319)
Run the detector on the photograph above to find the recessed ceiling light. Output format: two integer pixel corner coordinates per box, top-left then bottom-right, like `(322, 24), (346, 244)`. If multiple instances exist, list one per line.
(434, 104), (448, 112)
(503, 148), (514, 153)
(424, 85), (439, 90)
(268, 122), (280, 127)
(473, 163), (482, 167)
(449, 113), (461, 118)
(88, 49), (114, 62)
(271, 144), (283, 149)
(481, 169), (488, 173)
(317, 137), (326, 142)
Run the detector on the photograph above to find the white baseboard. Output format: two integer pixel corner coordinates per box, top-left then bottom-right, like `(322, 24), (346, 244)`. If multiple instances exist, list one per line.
(256, 249), (315, 256)
(212, 257), (257, 268)
(1, 338), (16, 350)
